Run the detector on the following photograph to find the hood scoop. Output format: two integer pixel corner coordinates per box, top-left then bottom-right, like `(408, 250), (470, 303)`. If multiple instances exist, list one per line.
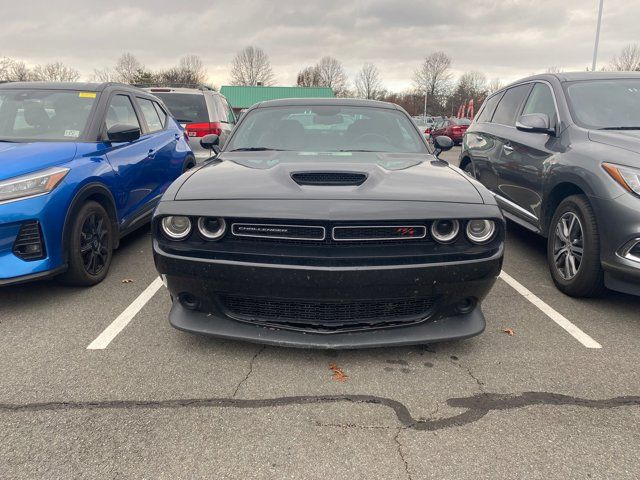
(291, 171), (368, 186)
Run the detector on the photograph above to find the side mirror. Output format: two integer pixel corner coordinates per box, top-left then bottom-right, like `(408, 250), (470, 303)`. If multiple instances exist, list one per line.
(107, 124), (141, 143)
(200, 134), (220, 150)
(433, 135), (454, 156)
(516, 113), (555, 135)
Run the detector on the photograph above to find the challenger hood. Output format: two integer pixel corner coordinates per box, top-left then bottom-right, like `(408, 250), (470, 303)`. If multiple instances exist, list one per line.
(174, 151), (484, 204)
(588, 130), (640, 160)
(0, 142), (77, 181)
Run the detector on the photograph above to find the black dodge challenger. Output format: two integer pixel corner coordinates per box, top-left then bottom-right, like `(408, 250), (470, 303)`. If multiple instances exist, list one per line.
(152, 98), (504, 348)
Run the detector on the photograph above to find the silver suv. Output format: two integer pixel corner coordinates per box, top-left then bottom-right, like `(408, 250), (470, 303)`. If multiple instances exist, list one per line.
(143, 86), (236, 161)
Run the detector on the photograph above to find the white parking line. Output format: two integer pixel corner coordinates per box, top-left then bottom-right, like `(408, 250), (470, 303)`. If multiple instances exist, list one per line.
(499, 271), (602, 349)
(87, 277), (163, 350)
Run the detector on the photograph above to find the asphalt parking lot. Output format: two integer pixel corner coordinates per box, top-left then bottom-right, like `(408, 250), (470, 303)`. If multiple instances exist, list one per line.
(2, 147), (640, 479)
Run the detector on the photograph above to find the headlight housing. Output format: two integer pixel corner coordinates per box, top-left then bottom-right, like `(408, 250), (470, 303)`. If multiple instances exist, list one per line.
(603, 163), (640, 196)
(430, 219), (460, 243)
(197, 217), (226, 240)
(161, 216), (192, 240)
(0, 167), (69, 204)
(466, 219), (496, 244)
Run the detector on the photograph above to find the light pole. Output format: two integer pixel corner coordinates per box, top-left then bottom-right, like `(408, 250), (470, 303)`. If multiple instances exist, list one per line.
(592, 0), (604, 71)
(423, 91), (428, 123)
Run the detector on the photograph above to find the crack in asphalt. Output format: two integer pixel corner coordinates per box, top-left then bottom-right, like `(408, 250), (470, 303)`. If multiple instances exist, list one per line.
(394, 427), (413, 480)
(1, 392), (638, 431)
(449, 356), (486, 394)
(231, 345), (266, 398)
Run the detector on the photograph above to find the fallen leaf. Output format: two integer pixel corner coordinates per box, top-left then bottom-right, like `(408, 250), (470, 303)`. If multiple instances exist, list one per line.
(121, 279), (134, 284)
(329, 362), (348, 382)
(502, 328), (515, 336)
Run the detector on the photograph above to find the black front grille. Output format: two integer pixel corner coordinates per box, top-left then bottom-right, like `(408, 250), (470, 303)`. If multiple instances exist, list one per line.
(12, 221), (45, 261)
(291, 172), (367, 186)
(219, 294), (437, 332)
(225, 219), (433, 246)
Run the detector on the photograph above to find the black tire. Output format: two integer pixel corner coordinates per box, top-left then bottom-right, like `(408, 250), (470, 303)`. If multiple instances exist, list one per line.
(547, 194), (605, 297)
(461, 159), (475, 178)
(60, 201), (114, 286)
(182, 155), (196, 173)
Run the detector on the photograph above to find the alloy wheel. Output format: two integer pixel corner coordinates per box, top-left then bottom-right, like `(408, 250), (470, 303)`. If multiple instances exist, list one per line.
(80, 213), (109, 276)
(552, 212), (584, 280)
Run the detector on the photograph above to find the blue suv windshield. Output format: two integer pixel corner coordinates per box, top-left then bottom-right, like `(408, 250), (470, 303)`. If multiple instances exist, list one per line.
(0, 89), (97, 142)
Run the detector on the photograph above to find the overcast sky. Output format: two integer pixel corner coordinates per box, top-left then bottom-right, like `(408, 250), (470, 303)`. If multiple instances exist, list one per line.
(2, 0), (637, 90)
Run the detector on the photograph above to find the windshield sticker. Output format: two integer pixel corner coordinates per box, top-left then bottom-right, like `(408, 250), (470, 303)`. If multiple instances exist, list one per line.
(64, 130), (81, 138)
(79, 92), (97, 99)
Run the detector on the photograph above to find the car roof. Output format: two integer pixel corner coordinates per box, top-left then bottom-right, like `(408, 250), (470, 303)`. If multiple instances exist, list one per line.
(254, 97), (399, 110)
(503, 71), (640, 89)
(0, 81), (150, 93)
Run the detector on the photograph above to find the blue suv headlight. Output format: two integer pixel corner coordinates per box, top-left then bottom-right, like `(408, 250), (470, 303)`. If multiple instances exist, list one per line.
(0, 167), (69, 204)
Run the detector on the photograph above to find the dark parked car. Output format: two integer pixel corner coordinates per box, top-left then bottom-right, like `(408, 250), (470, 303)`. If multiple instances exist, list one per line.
(431, 117), (471, 144)
(153, 98), (504, 348)
(460, 72), (640, 297)
(0, 82), (195, 286)
(143, 86), (236, 161)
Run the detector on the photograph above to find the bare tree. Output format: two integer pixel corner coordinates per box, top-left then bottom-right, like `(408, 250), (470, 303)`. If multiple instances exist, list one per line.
(114, 53), (144, 84)
(297, 65), (322, 87)
(316, 56), (348, 95)
(7, 60), (32, 81)
(31, 62), (80, 82)
(413, 52), (453, 98)
(178, 54), (207, 84)
(546, 66), (563, 73)
(487, 78), (504, 94)
(230, 46), (275, 86)
(610, 44), (640, 71)
(91, 67), (117, 82)
(0, 57), (12, 81)
(355, 63), (383, 99)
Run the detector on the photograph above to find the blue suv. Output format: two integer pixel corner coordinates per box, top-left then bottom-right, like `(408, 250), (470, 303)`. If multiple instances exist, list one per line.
(0, 82), (195, 286)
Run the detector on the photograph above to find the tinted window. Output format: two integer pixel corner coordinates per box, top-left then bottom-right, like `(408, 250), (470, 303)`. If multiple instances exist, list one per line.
(0, 89), (97, 142)
(153, 102), (167, 127)
(106, 95), (140, 131)
(523, 83), (557, 124)
(227, 105), (428, 154)
(475, 92), (504, 123)
(453, 118), (471, 125)
(222, 98), (235, 124)
(492, 84), (532, 126)
(152, 93), (208, 123)
(137, 98), (163, 132)
(565, 79), (640, 129)
(213, 96), (227, 122)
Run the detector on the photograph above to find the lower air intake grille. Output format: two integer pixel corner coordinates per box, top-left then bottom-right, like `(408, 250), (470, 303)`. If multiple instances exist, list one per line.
(291, 172), (367, 186)
(219, 295), (436, 331)
(13, 220), (45, 261)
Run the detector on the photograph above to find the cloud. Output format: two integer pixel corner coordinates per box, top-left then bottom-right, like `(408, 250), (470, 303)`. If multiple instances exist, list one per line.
(1, 0), (636, 90)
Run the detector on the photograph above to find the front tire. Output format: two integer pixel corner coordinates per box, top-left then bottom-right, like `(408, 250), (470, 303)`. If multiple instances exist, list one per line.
(547, 195), (605, 297)
(60, 201), (114, 286)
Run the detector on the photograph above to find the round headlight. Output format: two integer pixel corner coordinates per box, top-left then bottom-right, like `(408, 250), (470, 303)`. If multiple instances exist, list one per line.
(161, 216), (192, 240)
(466, 219), (496, 244)
(430, 219), (460, 243)
(197, 217), (227, 240)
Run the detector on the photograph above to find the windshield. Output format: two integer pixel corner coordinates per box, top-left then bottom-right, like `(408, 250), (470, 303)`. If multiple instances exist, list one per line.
(152, 92), (208, 124)
(226, 105), (428, 154)
(565, 79), (640, 129)
(0, 89), (97, 142)
(453, 118), (471, 125)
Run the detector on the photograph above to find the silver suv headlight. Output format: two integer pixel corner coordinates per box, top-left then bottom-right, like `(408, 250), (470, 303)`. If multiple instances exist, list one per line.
(0, 167), (69, 203)
(603, 163), (640, 196)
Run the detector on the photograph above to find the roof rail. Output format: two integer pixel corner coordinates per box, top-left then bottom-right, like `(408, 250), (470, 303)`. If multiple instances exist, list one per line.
(132, 83), (216, 91)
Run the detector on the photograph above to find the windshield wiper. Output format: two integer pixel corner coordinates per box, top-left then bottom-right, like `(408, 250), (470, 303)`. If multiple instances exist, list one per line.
(0, 139), (16, 142)
(230, 147), (286, 152)
(599, 126), (640, 130)
(176, 119), (193, 123)
(337, 149), (378, 152)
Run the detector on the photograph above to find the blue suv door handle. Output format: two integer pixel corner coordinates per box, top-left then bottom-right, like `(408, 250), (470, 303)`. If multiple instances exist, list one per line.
(148, 149), (156, 159)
